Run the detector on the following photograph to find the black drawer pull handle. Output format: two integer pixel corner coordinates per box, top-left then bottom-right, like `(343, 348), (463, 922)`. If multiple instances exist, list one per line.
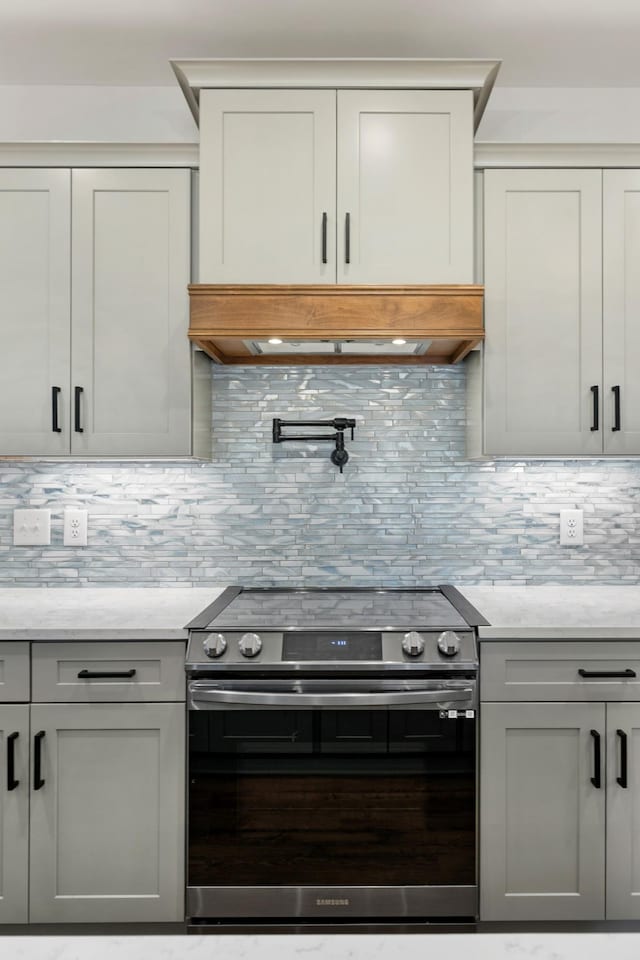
(345, 212), (351, 264)
(578, 668), (636, 679)
(33, 731), (45, 791)
(612, 385), (621, 432)
(590, 385), (599, 431)
(617, 728), (628, 789)
(77, 669), (136, 679)
(590, 729), (602, 788)
(74, 386), (84, 433)
(321, 211), (328, 265)
(51, 386), (62, 433)
(7, 732), (19, 791)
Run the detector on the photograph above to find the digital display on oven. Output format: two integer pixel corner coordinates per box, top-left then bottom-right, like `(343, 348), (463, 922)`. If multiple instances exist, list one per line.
(282, 631), (382, 661)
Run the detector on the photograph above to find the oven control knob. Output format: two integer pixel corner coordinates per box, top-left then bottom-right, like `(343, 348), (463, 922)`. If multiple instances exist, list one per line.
(203, 633), (227, 659)
(239, 632), (263, 658)
(402, 631), (425, 657)
(437, 631), (461, 658)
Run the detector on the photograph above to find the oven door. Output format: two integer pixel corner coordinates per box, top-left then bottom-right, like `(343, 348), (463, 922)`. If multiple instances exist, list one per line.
(187, 678), (477, 921)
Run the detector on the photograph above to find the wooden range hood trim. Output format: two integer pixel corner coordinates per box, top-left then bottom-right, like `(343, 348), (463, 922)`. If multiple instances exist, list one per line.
(188, 284), (485, 366)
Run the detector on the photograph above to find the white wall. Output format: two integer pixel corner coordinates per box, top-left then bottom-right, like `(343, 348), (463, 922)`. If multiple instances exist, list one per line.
(2, 84), (640, 145)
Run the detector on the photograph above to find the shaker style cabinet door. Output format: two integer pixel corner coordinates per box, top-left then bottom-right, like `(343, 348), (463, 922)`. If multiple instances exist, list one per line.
(337, 90), (473, 283)
(0, 170), (70, 456)
(71, 169), (191, 456)
(480, 702), (606, 921)
(29, 702), (185, 923)
(606, 703), (640, 919)
(603, 171), (640, 454)
(199, 89), (336, 283)
(0, 705), (29, 923)
(483, 170), (603, 455)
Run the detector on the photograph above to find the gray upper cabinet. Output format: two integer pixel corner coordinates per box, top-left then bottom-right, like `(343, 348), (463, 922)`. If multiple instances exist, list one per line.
(0, 167), (192, 458)
(199, 89), (336, 283)
(481, 700), (606, 922)
(0, 170), (71, 457)
(71, 169), (191, 457)
(337, 90), (473, 284)
(603, 171), (640, 454)
(483, 169), (603, 456)
(482, 167), (640, 457)
(198, 87), (473, 285)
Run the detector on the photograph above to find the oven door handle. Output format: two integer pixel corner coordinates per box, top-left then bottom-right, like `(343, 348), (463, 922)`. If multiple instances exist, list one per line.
(188, 686), (474, 708)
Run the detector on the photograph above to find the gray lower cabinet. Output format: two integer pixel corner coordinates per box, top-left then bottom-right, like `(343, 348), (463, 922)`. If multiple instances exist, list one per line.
(28, 701), (184, 923)
(0, 705), (29, 923)
(481, 701), (606, 921)
(606, 704), (640, 919)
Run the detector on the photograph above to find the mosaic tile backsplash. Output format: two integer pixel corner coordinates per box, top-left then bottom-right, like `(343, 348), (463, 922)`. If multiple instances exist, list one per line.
(1, 364), (640, 587)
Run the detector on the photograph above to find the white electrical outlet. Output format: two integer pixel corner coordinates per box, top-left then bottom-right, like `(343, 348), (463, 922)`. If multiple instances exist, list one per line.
(13, 509), (51, 546)
(63, 508), (88, 547)
(560, 509), (584, 546)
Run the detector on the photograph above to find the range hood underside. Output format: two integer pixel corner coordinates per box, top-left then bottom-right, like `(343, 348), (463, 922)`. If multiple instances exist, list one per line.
(188, 285), (484, 365)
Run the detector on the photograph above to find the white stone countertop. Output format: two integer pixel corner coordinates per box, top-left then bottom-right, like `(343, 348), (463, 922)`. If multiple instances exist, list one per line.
(1, 933), (639, 960)
(463, 586), (640, 640)
(0, 587), (225, 640)
(1, 584), (640, 641)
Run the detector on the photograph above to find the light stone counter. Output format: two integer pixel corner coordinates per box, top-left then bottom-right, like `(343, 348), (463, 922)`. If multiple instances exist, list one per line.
(0, 587), (227, 640)
(462, 586), (640, 640)
(1, 933), (639, 960)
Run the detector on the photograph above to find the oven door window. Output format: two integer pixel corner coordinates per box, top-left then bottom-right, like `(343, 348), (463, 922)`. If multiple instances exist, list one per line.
(189, 707), (475, 888)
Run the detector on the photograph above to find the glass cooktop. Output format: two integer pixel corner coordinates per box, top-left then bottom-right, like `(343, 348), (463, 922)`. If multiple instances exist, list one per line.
(206, 589), (470, 631)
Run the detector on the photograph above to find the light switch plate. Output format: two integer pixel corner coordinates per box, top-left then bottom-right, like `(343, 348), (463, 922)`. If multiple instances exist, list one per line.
(63, 508), (88, 547)
(13, 509), (51, 546)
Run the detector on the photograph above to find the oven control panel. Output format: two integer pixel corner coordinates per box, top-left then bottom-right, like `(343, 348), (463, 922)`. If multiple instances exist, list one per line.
(187, 629), (477, 670)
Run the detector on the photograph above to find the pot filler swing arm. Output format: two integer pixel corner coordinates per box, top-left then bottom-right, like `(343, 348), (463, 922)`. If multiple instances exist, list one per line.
(272, 418), (357, 473)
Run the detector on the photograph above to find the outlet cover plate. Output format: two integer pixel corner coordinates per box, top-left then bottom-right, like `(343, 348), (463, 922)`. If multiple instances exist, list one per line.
(13, 509), (51, 546)
(560, 509), (584, 546)
(63, 508), (88, 547)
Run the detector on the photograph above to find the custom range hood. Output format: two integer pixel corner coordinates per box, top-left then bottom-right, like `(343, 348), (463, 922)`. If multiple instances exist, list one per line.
(173, 59), (500, 365)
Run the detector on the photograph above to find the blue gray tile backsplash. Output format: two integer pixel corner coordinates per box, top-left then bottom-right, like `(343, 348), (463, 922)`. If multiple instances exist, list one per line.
(1, 365), (639, 586)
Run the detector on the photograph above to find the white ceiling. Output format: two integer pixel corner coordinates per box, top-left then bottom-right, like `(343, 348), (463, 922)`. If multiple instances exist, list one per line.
(1, 0), (639, 88)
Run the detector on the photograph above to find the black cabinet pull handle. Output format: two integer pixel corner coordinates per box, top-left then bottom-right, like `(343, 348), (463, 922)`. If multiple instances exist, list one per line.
(321, 212), (328, 265)
(617, 728), (628, 789)
(7, 732), (19, 791)
(612, 385), (621, 432)
(77, 668), (136, 679)
(590, 385), (599, 431)
(51, 386), (62, 433)
(33, 731), (45, 791)
(578, 668), (636, 679)
(345, 212), (351, 264)
(590, 729), (602, 788)
(74, 386), (84, 433)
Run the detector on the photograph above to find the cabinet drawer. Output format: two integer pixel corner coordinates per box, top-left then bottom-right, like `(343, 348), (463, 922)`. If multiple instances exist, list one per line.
(0, 643), (30, 702)
(481, 642), (640, 702)
(32, 642), (185, 702)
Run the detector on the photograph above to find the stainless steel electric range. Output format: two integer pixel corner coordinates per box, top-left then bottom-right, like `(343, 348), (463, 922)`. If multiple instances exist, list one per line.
(185, 585), (488, 927)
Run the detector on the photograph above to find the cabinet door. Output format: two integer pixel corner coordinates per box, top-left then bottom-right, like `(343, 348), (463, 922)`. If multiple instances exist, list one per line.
(0, 169), (70, 456)
(199, 89), (336, 283)
(71, 169), (191, 456)
(483, 170), (603, 455)
(337, 90), (473, 283)
(603, 171), (640, 454)
(606, 703), (640, 919)
(481, 702), (605, 921)
(29, 702), (184, 922)
(0, 705), (29, 923)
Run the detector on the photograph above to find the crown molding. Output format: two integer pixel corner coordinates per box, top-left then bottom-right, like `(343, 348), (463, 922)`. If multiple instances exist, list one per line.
(170, 58), (501, 131)
(475, 141), (640, 168)
(0, 141), (199, 167)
